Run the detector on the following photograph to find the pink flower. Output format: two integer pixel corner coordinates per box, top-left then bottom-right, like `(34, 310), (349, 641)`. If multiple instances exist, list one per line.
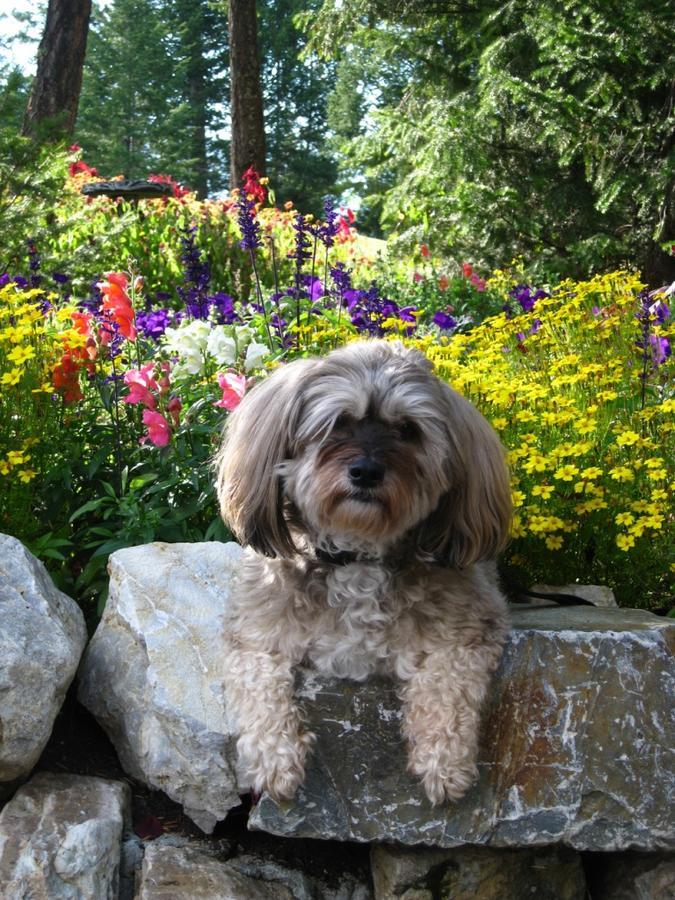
(124, 363), (159, 409)
(462, 262), (473, 278)
(413, 271), (423, 283)
(142, 409), (171, 447)
(470, 272), (486, 292)
(214, 372), (247, 411)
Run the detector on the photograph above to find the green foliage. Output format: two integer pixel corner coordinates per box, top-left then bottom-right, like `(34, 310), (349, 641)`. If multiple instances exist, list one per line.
(308, 0), (675, 282)
(0, 131), (70, 274)
(76, 0), (229, 192)
(259, 0), (337, 214)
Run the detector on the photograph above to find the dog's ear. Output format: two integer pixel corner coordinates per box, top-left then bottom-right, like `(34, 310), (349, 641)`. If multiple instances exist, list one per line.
(417, 386), (512, 568)
(214, 358), (317, 558)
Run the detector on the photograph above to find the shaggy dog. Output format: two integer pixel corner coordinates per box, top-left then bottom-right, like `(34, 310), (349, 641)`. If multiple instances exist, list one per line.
(215, 340), (511, 804)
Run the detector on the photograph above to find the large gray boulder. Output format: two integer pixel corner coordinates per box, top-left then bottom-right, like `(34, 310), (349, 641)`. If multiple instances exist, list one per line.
(0, 533), (87, 787)
(78, 541), (244, 833)
(77, 541), (674, 851)
(250, 605), (674, 852)
(0, 771), (130, 898)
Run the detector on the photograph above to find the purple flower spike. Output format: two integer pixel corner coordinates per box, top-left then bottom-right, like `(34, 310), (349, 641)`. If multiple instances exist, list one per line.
(237, 192), (262, 252)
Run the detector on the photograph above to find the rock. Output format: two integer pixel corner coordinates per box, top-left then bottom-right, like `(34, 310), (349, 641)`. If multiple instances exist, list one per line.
(0, 771), (130, 898)
(137, 841), (292, 899)
(250, 605), (674, 852)
(77, 541), (244, 833)
(585, 851), (675, 899)
(370, 843), (586, 899)
(0, 533), (87, 786)
(135, 836), (373, 899)
(531, 583), (618, 607)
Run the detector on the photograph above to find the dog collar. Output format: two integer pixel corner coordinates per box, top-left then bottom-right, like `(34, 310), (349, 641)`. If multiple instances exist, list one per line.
(314, 547), (380, 566)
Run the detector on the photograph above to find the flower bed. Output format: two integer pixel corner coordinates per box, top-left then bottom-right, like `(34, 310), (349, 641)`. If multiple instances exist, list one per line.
(0, 155), (672, 614)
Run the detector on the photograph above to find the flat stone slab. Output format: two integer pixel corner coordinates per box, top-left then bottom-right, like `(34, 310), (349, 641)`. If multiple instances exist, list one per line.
(0, 771), (130, 898)
(0, 533), (87, 786)
(78, 542), (244, 833)
(250, 605), (674, 851)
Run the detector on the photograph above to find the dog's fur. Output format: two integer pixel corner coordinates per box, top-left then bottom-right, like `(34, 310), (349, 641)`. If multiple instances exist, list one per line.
(214, 340), (512, 804)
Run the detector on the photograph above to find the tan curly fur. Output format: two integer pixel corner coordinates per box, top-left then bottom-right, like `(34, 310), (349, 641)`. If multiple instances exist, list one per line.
(214, 340), (512, 803)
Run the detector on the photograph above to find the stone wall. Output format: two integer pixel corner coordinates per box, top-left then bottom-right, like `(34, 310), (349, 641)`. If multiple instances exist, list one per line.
(1, 537), (673, 898)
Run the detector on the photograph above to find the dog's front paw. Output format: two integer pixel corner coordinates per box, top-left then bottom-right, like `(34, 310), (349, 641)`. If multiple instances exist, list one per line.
(406, 739), (478, 805)
(238, 728), (315, 801)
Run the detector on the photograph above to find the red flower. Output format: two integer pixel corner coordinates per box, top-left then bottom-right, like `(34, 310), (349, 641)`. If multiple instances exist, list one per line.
(98, 272), (137, 342)
(420, 243), (430, 258)
(438, 274), (449, 291)
(68, 159), (98, 178)
(147, 173), (190, 200)
(462, 262), (473, 278)
(242, 166), (267, 204)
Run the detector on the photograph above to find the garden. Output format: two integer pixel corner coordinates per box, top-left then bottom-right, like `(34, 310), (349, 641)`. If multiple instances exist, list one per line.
(0, 145), (672, 621)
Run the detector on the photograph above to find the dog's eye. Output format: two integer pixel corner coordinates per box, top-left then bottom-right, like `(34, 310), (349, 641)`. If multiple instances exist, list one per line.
(397, 421), (420, 441)
(334, 413), (352, 431)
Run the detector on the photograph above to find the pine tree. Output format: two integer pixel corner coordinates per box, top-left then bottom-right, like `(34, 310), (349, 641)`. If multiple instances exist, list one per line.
(22, 0), (92, 140)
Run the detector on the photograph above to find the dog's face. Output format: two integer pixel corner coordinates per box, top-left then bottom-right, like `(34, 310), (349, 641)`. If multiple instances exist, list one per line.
(215, 341), (511, 566)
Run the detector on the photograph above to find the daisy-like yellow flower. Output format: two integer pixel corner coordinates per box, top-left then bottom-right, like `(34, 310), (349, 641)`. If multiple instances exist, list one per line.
(532, 484), (555, 499)
(609, 466), (634, 482)
(616, 533), (636, 551)
(615, 512), (635, 526)
(615, 430), (640, 446)
(581, 466), (603, 479)
(545, 535), (564, 550)
(554, 464), (579, 482)
(17, 469), (37, 483)
(1, 369), (21, 386)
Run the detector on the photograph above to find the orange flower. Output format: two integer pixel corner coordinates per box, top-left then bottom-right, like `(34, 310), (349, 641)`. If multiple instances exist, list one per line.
(98, 272), (137, 342)
(438, 274), (449, 291)
(420, 243), (430, 258)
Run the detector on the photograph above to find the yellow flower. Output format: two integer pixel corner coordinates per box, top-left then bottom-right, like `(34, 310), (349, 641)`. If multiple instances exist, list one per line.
(581, 467), (602, 479)
(7, 345), (36, 365)
(532, 484), (555, 499)
(1, 369), (21, 386)
(554, 464), (579, 482)
(0, 460), (10, 475)
(615, 430), (640, 446)
(651, 488), (668, 501)
(609, 466), (634, 482)
(7, 451), (26, 465)
(545, 535), (564, 550)
(646, 468), (667, 481)
(615, 512), (635, 526)
(616, 534), (635, 551)
(17, 469), (36, 483)
(491, 417), (507, 430)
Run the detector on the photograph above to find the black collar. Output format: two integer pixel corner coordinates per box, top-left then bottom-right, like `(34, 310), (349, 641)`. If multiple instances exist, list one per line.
(314, 546), (380, 566)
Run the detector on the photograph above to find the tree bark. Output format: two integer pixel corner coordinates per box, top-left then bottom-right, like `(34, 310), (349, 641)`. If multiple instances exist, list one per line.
(228, 0), (266, 190)
(22, 0), (92, 140)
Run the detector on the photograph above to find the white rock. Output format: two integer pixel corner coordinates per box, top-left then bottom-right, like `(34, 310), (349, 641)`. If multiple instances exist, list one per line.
(78, 541), (245, 833)
(0, 533), (87, 784)
(0, 771), (129, 898)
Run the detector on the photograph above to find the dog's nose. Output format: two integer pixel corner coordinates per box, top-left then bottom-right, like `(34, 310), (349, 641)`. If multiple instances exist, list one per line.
(348, 457), (385, 488)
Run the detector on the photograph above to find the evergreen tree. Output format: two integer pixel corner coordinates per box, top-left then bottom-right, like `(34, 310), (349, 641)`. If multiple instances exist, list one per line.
(23, 0), (91, 140)
(258, 0), (337, 214)
(309, 0), (675, 281)
(76, 0), (228, 193)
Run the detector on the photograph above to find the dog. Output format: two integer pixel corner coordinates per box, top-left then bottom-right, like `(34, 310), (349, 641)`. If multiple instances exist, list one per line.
(214, 340), (512, 804)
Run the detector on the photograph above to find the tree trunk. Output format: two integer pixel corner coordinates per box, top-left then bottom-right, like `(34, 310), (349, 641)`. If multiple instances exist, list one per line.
(228, 0), (266, 190)
(22, 0), (92, 140)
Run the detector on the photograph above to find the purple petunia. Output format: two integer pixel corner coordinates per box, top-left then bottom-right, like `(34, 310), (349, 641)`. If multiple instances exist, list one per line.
(433, 310), (457, 331)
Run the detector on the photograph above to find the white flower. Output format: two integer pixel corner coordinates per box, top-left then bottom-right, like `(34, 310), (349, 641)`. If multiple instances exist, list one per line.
(244, 341), (270, 372)
(162, 320), (212, 375)
(207, 328), (237, 365)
